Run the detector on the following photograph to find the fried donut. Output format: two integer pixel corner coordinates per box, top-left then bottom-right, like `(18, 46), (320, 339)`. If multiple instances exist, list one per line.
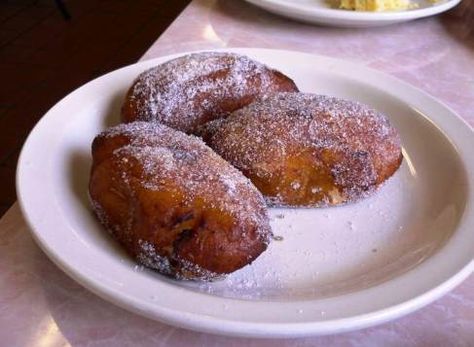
(89, 122), (271, 280)
(198, 93), (403, 207)
(121, 52), (298, 133)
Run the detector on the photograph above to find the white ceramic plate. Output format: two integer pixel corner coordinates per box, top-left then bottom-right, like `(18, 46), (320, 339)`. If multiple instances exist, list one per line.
(17, 48), (473, 338)
(244, 0), (461, 27)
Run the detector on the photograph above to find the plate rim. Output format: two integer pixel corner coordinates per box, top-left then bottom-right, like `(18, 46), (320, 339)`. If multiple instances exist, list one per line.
(244, 0), (462, 24)
(16, 48), (474, 337)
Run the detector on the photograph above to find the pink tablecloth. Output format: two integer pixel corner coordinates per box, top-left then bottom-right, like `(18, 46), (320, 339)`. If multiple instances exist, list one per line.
(1, 0), (473, 345)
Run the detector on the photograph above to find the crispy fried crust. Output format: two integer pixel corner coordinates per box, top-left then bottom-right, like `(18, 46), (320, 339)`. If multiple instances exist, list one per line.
(198, 93), (403, 207)
(89, 122), (271, 280)
(121, 52), (298, 134)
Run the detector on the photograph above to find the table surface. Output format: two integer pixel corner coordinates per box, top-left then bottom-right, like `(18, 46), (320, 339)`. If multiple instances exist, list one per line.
(2, 0), (473, 346)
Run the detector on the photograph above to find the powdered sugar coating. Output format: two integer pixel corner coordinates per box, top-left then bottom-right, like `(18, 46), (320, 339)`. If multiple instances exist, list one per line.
(89, 122), (271, 281)
(121, 52), (298, 133)
(199, 93), (402, 207)
(137, 240), (224, 281)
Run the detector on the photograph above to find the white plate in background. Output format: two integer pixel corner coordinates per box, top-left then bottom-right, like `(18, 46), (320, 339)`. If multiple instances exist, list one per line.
(17, 48), (474, 337)
(244, 0), (461, 27)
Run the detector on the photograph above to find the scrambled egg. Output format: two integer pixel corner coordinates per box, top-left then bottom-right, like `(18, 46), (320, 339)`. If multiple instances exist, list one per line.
(339, 0), (417, 11)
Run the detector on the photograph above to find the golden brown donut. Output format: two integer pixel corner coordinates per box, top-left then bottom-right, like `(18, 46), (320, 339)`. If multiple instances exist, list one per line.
(121, 52), (298, 134)
(198, 93), (403, 207)
(89, 122), (271, 280)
